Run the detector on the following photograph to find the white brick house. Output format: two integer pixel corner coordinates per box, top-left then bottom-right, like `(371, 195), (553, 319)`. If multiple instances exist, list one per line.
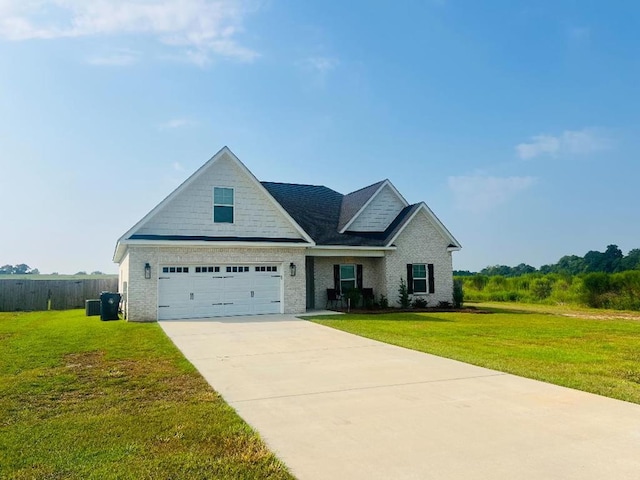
(113, 147), (461, 321)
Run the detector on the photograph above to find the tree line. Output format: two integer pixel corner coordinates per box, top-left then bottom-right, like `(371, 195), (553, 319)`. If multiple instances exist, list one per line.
(455, 245), (640, 311)
(455, 245), (640, 277)
(0, 264), (105, 275)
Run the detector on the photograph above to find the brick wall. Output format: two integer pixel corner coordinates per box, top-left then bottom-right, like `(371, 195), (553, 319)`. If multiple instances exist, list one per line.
(124, 245), (306, 321)
(384, 211), (454, 307)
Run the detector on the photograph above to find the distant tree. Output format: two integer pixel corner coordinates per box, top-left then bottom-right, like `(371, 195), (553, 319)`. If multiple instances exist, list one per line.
(0, 264), (38, 274)
(90, 271), (104, 275)
(29, 268), (40, 275)
(603, 244), (623, 272)
(513, 263), (536, 276)
(539, 264), (553, 274)
(13, 264), (31, 274)
(620, 249), (640, 271)
(0, 264), (14, 274)
(453, 270), (475, 276)
(555, 255), (586, 275)
(75, 271), (87, 275)
(480, 265), (513, 276)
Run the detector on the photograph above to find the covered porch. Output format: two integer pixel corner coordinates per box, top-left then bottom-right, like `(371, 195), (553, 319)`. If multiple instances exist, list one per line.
(304, 247), (391, 311)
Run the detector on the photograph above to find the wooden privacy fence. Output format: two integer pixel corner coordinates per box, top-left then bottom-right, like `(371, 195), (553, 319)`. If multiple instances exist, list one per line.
(0, 278), (119, 312)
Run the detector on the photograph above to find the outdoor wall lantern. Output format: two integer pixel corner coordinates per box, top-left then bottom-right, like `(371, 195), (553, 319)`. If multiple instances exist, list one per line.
(289, 262), (296, 277)
(144, 263), (151, 279)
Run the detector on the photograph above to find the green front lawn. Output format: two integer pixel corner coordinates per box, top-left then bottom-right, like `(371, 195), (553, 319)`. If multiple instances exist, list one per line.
(310, 303), (640, 404)
(0, 310), (293, 480)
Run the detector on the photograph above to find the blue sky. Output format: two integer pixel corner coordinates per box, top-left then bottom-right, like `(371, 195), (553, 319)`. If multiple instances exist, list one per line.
(1, 0), (638, 274)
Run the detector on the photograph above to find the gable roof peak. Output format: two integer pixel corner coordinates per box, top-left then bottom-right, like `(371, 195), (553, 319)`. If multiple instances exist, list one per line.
(338, 178), (409, 233)
(345, 179), (386, 196)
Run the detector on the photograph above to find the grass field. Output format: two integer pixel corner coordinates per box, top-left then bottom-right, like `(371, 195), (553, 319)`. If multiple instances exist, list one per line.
(310, 302), (640, 404)
(0, 310), (293, 480)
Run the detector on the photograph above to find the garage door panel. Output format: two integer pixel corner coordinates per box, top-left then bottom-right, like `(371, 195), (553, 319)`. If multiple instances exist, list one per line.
(158, 264), (283, 320)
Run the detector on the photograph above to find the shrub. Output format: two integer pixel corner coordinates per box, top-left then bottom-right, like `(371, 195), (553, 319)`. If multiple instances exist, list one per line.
(438, 301), (452, 308)
(453, 279), (464, 308)
(411, 297), (428, 308)
(378, 295), (389, 309)
(344, 288), (362, 309)
(398, 278), (410, 308)
(531, 278), (553, 300)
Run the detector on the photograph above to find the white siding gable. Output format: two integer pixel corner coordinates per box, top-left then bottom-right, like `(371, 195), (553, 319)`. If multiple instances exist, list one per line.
(134, 151), (304, 239)
(348, 184), (406, 232)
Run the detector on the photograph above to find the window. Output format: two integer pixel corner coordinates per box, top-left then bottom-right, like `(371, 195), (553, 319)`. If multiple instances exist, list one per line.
(407, 263), (435, 294)
(339, 265), (356, 293)
(412, 264), (427, 293)
(213, 187), (234, 223)
(163, 266), (189, 274)
(255, 266), (278, 272)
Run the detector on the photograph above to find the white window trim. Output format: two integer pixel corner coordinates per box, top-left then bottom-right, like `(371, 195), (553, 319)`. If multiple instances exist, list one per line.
(413, 263), (427, 294)
(340, 264), (356, 293)
(213, 186), (235, 224)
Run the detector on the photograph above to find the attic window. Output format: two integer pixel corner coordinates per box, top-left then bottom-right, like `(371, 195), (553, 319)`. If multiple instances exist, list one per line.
(213, 187), (234, 223)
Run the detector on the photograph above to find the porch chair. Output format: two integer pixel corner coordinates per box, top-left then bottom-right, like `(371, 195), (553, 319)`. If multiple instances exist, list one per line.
(326, 288), (341, 309)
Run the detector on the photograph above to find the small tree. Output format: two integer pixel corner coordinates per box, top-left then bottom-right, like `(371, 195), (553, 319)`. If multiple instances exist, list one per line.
(398, 277), (410, 308)
(453, 279), (464, 308)
(531, 278), (553, 300)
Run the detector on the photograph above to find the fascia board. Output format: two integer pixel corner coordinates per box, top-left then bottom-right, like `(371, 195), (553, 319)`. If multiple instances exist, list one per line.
(120, 239), (313, 249)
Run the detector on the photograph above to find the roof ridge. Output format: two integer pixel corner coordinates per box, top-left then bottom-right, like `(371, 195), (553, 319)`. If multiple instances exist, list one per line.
(344, 179), (386, 197)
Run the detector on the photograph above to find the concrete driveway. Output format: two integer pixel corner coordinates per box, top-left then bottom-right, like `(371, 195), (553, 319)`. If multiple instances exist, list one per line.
(160, 314), (640, 480)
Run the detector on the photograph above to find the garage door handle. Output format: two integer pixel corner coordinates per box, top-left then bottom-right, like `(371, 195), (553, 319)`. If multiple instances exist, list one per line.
(159, 305), (170, 308)
(212, 303), (223, 306)
(190, 293), (194, 300)
(271, 300), (281, 303)
(251, 291), (254, 298)
(223, 302), (233, 305)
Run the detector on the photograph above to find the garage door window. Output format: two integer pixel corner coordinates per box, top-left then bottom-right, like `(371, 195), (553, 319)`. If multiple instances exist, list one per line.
(213, 187), (234, 223)
(255, 266), (278, 272)
(162, 266), (189, 273)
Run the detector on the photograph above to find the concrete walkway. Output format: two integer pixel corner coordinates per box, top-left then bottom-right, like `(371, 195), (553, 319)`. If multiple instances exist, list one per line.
(159, 314), (640, 480)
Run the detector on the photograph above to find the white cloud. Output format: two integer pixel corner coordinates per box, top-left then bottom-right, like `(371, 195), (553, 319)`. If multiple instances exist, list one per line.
(298, 55), (339, 86)
(448, 175), (536, 213)
(172, 161), (184, 171)
(159, 118), (197, 130)
(516, 128), (609, 160)
(87, 49), (139, 66)
(0, 0), (259, 65)
(302, 56), (339, 75)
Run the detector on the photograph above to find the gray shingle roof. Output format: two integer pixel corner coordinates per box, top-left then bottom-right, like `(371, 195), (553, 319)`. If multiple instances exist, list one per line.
(262, 181), (417, 247)
(337, 180), (386, 232)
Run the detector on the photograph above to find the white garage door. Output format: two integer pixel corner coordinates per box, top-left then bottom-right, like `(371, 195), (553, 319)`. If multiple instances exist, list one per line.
(158, 264), (282, 320)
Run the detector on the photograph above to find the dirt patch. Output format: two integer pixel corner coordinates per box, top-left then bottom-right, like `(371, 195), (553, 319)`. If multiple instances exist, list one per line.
(560, 312), (640, 321)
